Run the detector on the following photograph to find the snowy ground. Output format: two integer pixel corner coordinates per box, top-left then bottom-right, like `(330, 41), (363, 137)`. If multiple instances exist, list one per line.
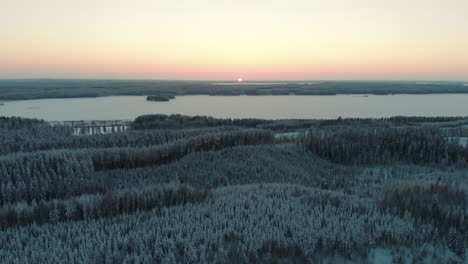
(274, 131), (301, 139)
(448, 137), (468, 147)
(460, 137), (468, 147)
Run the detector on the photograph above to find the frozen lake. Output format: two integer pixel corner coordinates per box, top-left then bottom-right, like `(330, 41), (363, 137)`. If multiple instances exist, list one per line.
(1, 94), (468, 121)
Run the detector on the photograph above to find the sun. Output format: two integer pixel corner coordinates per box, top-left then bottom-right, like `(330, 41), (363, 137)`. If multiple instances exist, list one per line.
(237, 78), (243, 82)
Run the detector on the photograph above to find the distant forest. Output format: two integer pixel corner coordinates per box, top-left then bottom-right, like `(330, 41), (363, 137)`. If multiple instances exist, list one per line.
(0, 115), (467, 263)
(1, 79), (468, 100)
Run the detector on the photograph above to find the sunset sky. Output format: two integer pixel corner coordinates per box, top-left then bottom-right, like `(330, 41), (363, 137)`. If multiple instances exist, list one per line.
(2, 0), (468, 81)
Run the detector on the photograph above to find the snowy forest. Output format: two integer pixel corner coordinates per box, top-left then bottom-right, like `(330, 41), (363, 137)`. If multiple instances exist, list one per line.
(0, 115), (467, 263)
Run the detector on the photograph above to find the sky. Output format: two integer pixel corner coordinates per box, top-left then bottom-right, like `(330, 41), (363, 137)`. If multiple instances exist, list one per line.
(2, 0), (468, 81)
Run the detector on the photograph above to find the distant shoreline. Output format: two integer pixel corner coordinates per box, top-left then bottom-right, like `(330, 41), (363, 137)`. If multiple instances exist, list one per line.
(3, 92), (468, 102)
(1, 79), (467, 101)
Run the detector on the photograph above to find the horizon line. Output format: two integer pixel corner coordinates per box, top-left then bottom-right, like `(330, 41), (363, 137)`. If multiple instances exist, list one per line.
(0, 78), (467, 83)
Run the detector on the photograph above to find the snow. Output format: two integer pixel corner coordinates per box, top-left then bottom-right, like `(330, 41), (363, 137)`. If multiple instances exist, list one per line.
(274, 132), (301, 139)
(459, 137), (468, 147)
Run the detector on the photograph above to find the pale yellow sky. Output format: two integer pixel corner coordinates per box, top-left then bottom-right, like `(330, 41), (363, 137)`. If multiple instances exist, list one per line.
(2, 0), (468, 80)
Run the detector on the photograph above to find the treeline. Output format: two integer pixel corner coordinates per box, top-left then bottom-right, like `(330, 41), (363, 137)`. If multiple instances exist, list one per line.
(0, 183), (209, 230)
(3, 116), (467, 156)
(0, 129), (273, 204)
(132, 114), (324, 132)
(131, 114), (269, 130)
(387, 116), (467, 123)
(302, 127), (468, 165)
(90, 129), (273, 170)
(446, 127), (468, 137)
(318, 116), (468, 127)
(0, 116), (245, 155)
(6, 126), (241, 155)
(0, 116), (48, 129)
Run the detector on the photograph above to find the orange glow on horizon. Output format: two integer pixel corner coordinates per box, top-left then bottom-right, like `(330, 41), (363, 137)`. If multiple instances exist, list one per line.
(2, 0), (468, 81)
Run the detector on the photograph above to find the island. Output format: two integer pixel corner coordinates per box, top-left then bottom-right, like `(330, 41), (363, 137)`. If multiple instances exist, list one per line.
(146, 94), (175, 102)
